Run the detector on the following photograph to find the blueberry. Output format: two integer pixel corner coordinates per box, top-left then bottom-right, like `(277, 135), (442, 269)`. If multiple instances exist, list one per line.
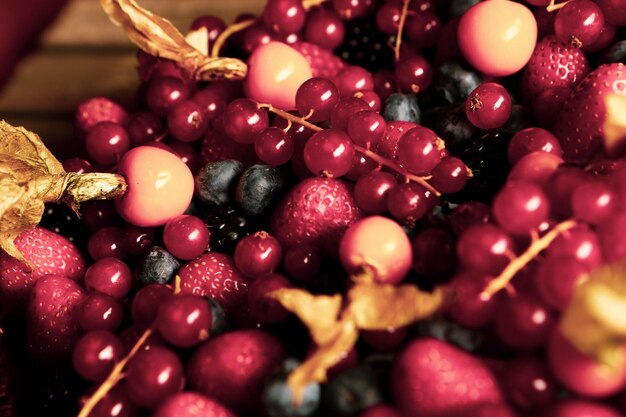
(137, 246), (180, 285)
(263, 359), (321, 417)
(324, 365), (383, 416)
(195, 160), (243, 206)
(383, 93), (421, 123)
(432, 60), (483, 106)
(601, 40), (626, 64)
(235, 165), (285, 217)
(206, 297), (229, 336)
(424, 105), (475, 151)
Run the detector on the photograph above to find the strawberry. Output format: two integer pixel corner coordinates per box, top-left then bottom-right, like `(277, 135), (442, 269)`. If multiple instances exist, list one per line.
(391, 338), (503, 417)
(27, 275), (86, 361)
(270, 177), (363, 255)
(75, 97), (129, 133)
(0, 227), (85, 310)
(520, 35), (590, 105)
(292, 41), (345, 79)
(553, 63), (626, 162)
(179, 252), (249, 313)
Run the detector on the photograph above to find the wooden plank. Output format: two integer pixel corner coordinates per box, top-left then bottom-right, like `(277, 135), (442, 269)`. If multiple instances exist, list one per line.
(2, 115), (77, 160)
(0, 49), (138, 114)
(42, 0), (266, 47)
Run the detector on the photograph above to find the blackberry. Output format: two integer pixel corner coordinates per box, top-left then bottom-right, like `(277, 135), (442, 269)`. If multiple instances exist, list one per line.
(39, 203), (89, 250)
(205, 205), (258, 252)
(336, 19), (394, 71)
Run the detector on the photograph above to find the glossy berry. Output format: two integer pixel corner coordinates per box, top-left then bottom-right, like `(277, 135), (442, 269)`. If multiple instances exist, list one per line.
(447, 272), (497, 328)
(535, 257), (588, 311)
(167, 100), (209, 142)
(131, 283), (173, 325)
(126, 347), (184, 409)
(254, 127), (294, 166)
(507, 128), (563, 165)
(396, 126), (442, 174)
(83, 384), (137, 417)
(500, 356), (558, 410)
(493, 182), (550, 236)
(137, 246), (180, 285)
(458, 0), (537, 76)
(234, 232), (282, 279)
(374, 70), (398, 103)
(354, 171), (397, 214)
(334, 66), (374, 98)
(263, 0), (306, 34)
(75, 96), (129, 133)
(571, 180), (617, 225)
(340, 216), (412, 284)
(84, 257), (132, 300)
(450, 201), (492, 235)
(304, 9), (345, 50)
(127, 111), (165, 146)
(304, 129), (355, 178)
(546, 226), (603, 270)
(81, 201), (119, 231)
(295, 77), (340, 122)
(72, 330), (123, 381)
(494, 294), (555, 351)
(195, 159), (243, 206)
(331, 97), (370, 131)
(347, 110), (386, 147)
(430, 157), (469, 193)
(247, 273), (291, 323)
(78, 293), (123, 332)
(386, 182), (430, 222)
(406, 11), (441, 49)
(554, 0), (604, 48)
(395, 56), (433, 94)
(163, 215), (210, 260)
(157, 294), (212, 348)
(189, 15), (226, 45)
(223, 98), (270, 144)
(192, 88), (226, 123)
(246, 41), (313, 110)
(85, 122), (130, 165)
(465, 83), (512, 130)
(115, 146), (194, 227)
(283, 246), (320, 281)
(88, 226), (127, 261)
(146, 76), (190, 117)
(376, 1), (402, 34)
(122, 225), (155, 256)
(457, 224), (514, 275)
(235, 165), (285, 217)
(332, 0), (374, 20)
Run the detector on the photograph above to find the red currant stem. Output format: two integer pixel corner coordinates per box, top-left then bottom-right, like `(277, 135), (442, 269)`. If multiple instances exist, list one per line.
(76, 276), (183, 417)
(481, 219), (578, 299)
(257, 103), (442, 195)
(546, 0), (571, 12)
(302, 0), (328, 9)
(394, 0), (412, 62)
(211, 18), (255, 58)
(77, 327), (154, 417)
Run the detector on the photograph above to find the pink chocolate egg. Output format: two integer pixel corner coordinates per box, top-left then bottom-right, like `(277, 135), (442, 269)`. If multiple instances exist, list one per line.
(115, 146), (194, 227)
(245, 41), (313, 109)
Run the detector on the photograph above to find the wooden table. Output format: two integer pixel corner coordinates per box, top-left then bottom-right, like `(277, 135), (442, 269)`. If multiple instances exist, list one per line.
(0, 0), (264, 158)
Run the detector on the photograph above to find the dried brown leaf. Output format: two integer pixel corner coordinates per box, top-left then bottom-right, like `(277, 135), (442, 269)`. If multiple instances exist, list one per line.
(603, 94), (626, 156)
(347, 283), (451, 330)
(0, 121), (126, 263)
(100, 0), (246, 80)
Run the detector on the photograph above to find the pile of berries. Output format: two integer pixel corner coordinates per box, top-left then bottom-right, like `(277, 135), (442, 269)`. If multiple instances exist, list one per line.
(1, 0), (626, 416)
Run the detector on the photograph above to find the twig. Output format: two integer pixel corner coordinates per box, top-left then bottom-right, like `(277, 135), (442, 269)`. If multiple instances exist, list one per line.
(302, 0), (328, 9)
(257, 103), (441, 195)
(211, 19), (256, 58)
(481, 220), (578, 298)
(546, 0), (571, 12)
(394, 0), (412, 61)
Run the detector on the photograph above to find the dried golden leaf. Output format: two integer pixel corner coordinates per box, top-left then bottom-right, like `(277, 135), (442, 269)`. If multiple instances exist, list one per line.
(0, 121), (126, 263)
(100, 0), (246, 80)
(347, 283), (451, 330)
(269, 288), (343, 346)
(561, 262), (626, 367)
(272, 281), (451, 404)
(604, 94), (626, 156)
(287, 318), (358, 403)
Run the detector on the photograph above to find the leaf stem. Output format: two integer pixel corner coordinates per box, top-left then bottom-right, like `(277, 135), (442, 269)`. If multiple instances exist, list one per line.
(257, 103), (441, 195)
(302, 0), (329, 9)
(481, 220), (578, 298)
(211, 18), (256, 58)
(394, 0), (412, 62)
(546, 0), (571, 12)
